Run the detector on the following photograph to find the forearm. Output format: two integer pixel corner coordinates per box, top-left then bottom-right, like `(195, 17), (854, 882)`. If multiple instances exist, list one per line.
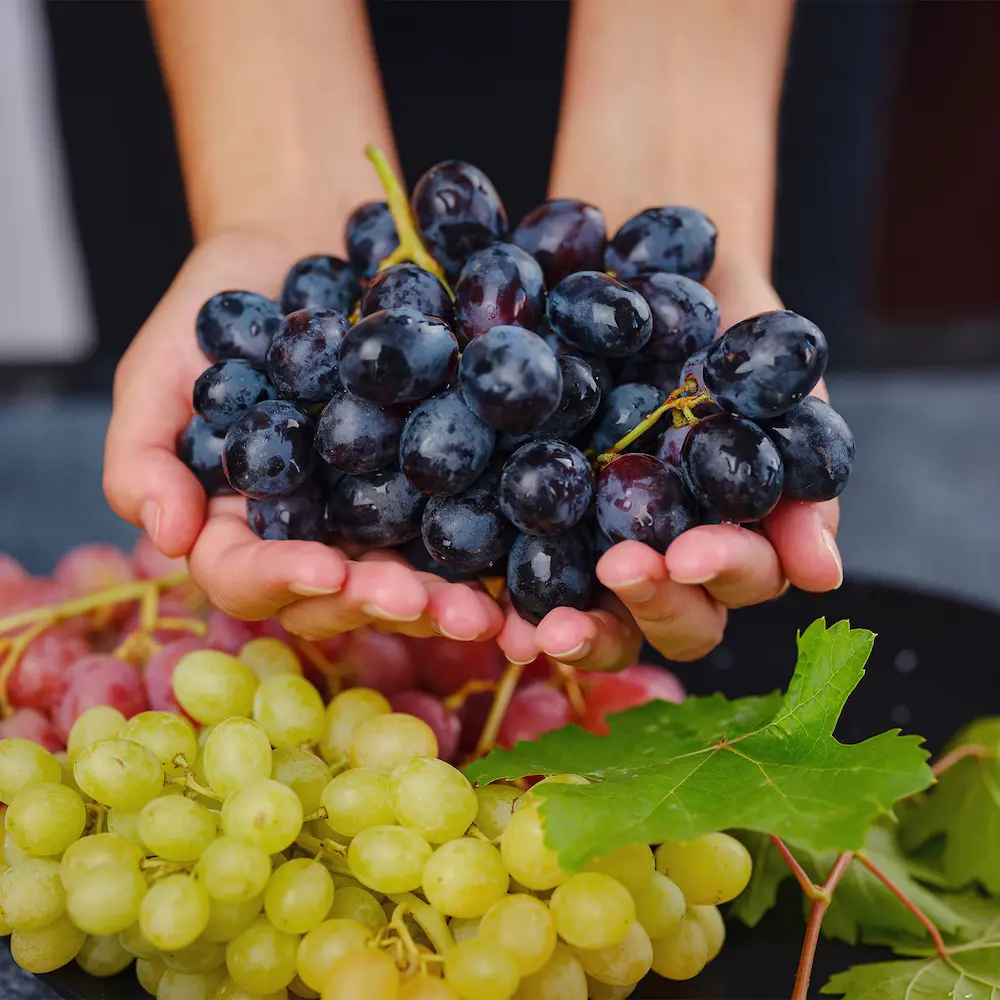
(148, 0), (395, 251)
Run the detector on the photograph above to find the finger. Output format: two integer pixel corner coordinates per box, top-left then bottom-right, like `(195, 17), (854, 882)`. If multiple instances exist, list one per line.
(496, 598), (542, 666)
(763, 496), (843, 593)
(534, 594), (642, 672)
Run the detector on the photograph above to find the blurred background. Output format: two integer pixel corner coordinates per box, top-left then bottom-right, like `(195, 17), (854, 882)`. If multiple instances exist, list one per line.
(0, 0), (998, 611)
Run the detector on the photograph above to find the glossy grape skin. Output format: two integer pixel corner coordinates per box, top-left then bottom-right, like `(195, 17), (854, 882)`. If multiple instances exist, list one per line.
(679, 344), (710, 390)
(345, 201), (399, 280)
(266, 308), (350, 405)
(761, 396), (854, 501)
(656, 405), (722, 469)
(411, 160), (508, 281)
(177, 417), (233, 496)
(339, 307), (459, 405)
(197, 291), (283, 366)
(193, 360), (276, 431)
(590, 383), (667, 455)
(512, 198), (606, 287)
(499, 441), (594, 536)
(247, 479), (329, 542)
(596, 454), (697, 552)
(315, 389), (406, 475)
(626, 273), (719, 361)
(459, 325), (562, 434)
(454, 243), (545, 341)
(280, 255), (359, 315)
(397, 538), (479, 583)
(399, 392), (496, 496)
(605, 206), (717, 282)
(360, 263), (454, 327)
(328, 469), (427, 547)
(222, 400), (315, 499)
(681, 412), (784, 523)
(703, 310), (828, 420)
(547, 271), (652, 358)
(421, 478), (516, 573)
(507, 528), (594, 625)
(538, 325), (615, 401)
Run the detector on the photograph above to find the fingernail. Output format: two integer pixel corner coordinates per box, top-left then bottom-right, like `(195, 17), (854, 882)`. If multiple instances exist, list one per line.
(141, 501), (161, 543)
(289, 582), (342, 597)
(433, 623), (475, 642)
(608, 577), (658, 603)
(822, 529), (844, 589)
(363, 602), (423, 623)
(545, 639), (591, 662)
(668, 569), (715, 586)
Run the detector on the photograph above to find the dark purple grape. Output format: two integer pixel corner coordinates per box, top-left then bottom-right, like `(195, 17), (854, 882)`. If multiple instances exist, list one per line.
(506, 528), (594, 625)
(361, 263), (453, 327)
(247, 479), (329, 542)
(280, 256), (359, 315)
(177, 416), (233, 496)
(421, 478), (515, 573)
(625, 273), (719, 361)
(534, 355), (602, 442)
(266, 308), (350, 405)
(681, 412), (783, 523)
(397, 538), (480, 582)
(454, 243), (545, 341)
(315, 389), (406, 475)
(596, 454), (696, 552)
(512, 198), (606, 287)
(196, 291), (283, 366)
(703, 310), (828, 420)
(498, 441), (594, 536)
(193, 359), (276, 431)
(538, 323), (615, 400)
(339, 307), (459, 405)
(678, 344), (710, 391)
(458, 326), (562, 434)
(399, 392), (495, 496)
(605, 207), (717, 282)
(761, 396), (854, 501)
(614, 354), (685, 395)
(590, 383), (667, 455)
(655, 407), (720, 469)
(222, 400), (315, 499)
(547, 271), (652, 358)
(328, 468), (426, 547)
(345, 201), (399, 280)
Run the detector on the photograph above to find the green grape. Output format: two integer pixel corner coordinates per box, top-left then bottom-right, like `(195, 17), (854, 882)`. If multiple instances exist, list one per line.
(264, 858), (334, 935)
(473, 786), (520, 841)
(388, 758), (477, 844)
(217, 975), (291, 999)
(270, 748), (330, 814)
(55, 750), (85, 797)
(0, 737), (61, 802)
(326, 886), (386, 935)
(320, 768), (396, 837)
(321, 946), (399, 1000)
(295, 917), (372, 991)
(107, 806), (144, 844)
(582, 844), (654, 897)
(514, 943), (587, 1000)
(120, 711), (198, 775)
(202, 894), (264, 943)
(172, 650), (259, 725)
(67, 705), (127, 763)
(3, 830), (32, 864)
(448, 917), (480, 944)
(570, 919), (651, 987)
(398, 975), (459, 1000)
(239, 637), (303, 678)
(318, 688), (391, 764)
(221, 780), (303, 854)
(498, 798), (566, 891)
(633, 872), (686, 938)
(75, 932), (134, 977)
(119, 921), (160, 959)
(654, 833), (752, 905)
(348, 714), (438, 772)
(139, 795), (218, 861)
(156, 968), (226, 1000)
(688, 903), (725, 961)
(0, 858), (65, 930)
(422, 839), (508, 919)
(202, 718), (273, 799)
(74, 739), (164, 810)
(196, 836), (272, 903)
(443, 938), (520, 1000)
(161, 936), (226, 973)
(225, 917), (298, 994)
(140, 873), (211, 950)
(330, 872), (366, 891)
(549, 873), (635, 950)
(253, 674), (325, 749)
(347, 826), (432, 894)
(478, 894), (555, 976)
(648, 912), (708, 980)
(10, 913), (86, 972)
(67, 863), (147, 934)
(136, 956), (167, 995)
(5, 782), (86, 856)
(584, 977), (636, 1000)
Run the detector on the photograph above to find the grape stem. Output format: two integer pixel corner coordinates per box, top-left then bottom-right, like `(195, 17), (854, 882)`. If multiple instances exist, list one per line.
(167, 773), (222, 802)
(930, 743), (992, 777)
(442, 678), (499, 712)
(0, 620), (49, 716)
(303, 807), (328, 823)
(474, 660), (525, 757)
(386, 892), (455, 955)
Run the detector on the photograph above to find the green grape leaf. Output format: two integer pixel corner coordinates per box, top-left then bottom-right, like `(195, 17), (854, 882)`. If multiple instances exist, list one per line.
(727, 831), (791, 928)
(466, 620), (933, 870)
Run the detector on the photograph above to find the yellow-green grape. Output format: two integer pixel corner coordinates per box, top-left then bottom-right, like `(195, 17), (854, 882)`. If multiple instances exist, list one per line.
(119, 921), (160, 959)
(264, 858), (334, 935)
(498, 798), (566, 891)
(473, 786), (520, 841)
(120, 711), (198, 775)
(270, 748), (331, 814)
(585, 977), (636, 1000)
(5, 782), (86, 856)
(161, 937), (226, 973)
(448, 917), (480, 944)
(330, 872), (366, 891)
(633, 872), (686, 938)
(570, 919), (651, 987)
(55, 751), (85, 797)
(320, 768), (396, 837)
(654, 833), (752, 905)
(0, 858), (65, 930)
(66, 706), (126, 763)
(225, 917), (299, 995)
(217, 975), (291, 999)
(76, 933), (134, 977)
(649, 912), (709, 981)
(202, 894), (264, 943)
(196, 836), (272, 904)
(172, 650), (259, 725)
(398, 975), (460, 999)
(140, 874), (211, 950)
(136, 956), (166, 995)
(319, 688), (391, 765)
(67, 863), (147, 935)
(479, 894), (555, 976)
(253, 674), (325, 749)
(549, 873), (635, 950)
(443, 938), (520, 1000)
(326, 886), (387, 936)
(138, 795), (217, 861)
(3, 830), (32, 864)
(582, 844), (654, 897)
(107, 806), (144, 844)
(388, 758), (477, 843)
(239, 637), (303, 678)
(221, 780), (303, 855)
(288, 975), (319, 999)
(348, 714), (438, 772)
(347, 825), (432, 894)
(295, 918), (372, 991)
(74, 739), (164, 810)
(0, 737), (61, 802)
(422, 839), (508, 919)
(10, 913), (86, 972)
(320, 946), (399, 1000)
(203, 718), (273, 798)
(514, 943), (587, 1000)
(156, 968), (226, 1000)
(688, 903), (725, 961)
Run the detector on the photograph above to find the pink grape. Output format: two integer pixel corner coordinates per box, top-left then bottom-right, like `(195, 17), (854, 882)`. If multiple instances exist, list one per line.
(7, 626), (90, 713)
(0, 578), (71, 617)
(496, 682), (572, 749)
(391, 689), (461, 761)
(410, 637), (505, 696)
(53, 655), (149, 740)
(53, 543), (136, 596)
(339, 628), (415, 697)
(0, 554), (28, 583)
(145, 637), (205, 716)
(132, 533), (187, 579)
(205, 611), (258, 654)
(582, 663), (684, 736)
(0, 708), (63, 752)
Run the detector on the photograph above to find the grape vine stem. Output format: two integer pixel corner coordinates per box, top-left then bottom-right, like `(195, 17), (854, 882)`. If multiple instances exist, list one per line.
(474, 660), (525, 757)
(930, 743), (991, 777)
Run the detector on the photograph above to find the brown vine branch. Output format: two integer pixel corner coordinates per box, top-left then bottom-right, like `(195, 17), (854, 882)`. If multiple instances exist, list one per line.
(931, 743), (991, 778)
(770, 836), (826, 901)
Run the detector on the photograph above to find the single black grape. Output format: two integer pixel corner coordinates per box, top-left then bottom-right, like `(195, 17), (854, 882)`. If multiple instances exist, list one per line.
(315, 389), (407, 475)
(605, 206), (717, 282)
(222, 400), (315, 499)
(361, 263), (454, 327)
(421, 478), (516, 573)
(499, 440), (594, 536)
(397, 537), (481, 582)
(547, 271), (652, 358)
(656, 404), (723, 469)
(703, 310), (828, 420)
(454, 243), (545, 341)
(681, 412), (784, 523)
(512, 198), (606, 287)
(534, 354), (602, 442)
(761, 396), (854, 501)
(614, 354), (685, 395)
(506, 528), (594, 625)
(266, 308), (350, 405)
(247, 479), (329, 542)
(280, 255), (359, 315)
(625, 273), (719, 361)
(193, 359), (276, 431)
(538, 323), (615, 400)
(345, 201), (399, 280)
(328, 468), (426, 547)
(339, 307), (459, 405)
(411, 160), (508, 281)
(590, 383), (668, 455)
(459, 325), (562, 434)
(177, 416), (233, 496)
(399, 391), (496, 496)
(196, 291), (283, 366)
